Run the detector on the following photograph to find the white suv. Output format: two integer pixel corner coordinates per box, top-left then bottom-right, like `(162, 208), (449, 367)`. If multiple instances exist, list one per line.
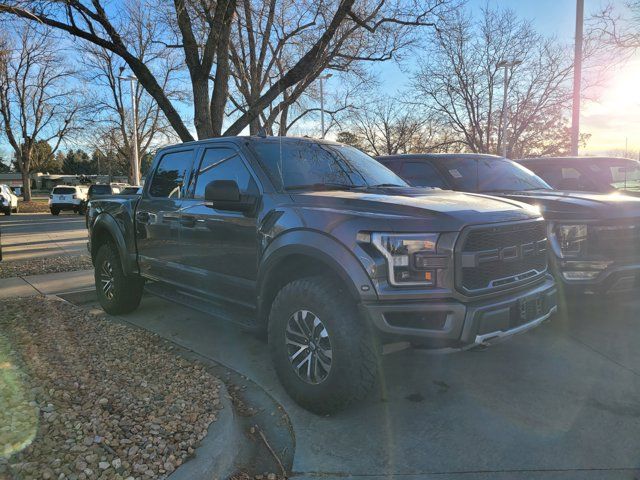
(0, 184), (19, 216)
(49, 185), (88, 215)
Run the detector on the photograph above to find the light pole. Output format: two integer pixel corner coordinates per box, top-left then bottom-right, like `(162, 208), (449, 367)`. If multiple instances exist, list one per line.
(571, 0), (584, 156)
(118, 74), (140, 185)
(496, 60), (522, 158)
(318, 73), (333, 138)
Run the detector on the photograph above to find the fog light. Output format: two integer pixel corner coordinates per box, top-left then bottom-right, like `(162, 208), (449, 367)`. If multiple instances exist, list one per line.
(562, 271), (601, 280)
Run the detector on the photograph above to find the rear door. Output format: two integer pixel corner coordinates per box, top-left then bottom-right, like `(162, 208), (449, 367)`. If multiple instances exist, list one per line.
(136, 148), (195, 280)
(178, 145), (261, 307)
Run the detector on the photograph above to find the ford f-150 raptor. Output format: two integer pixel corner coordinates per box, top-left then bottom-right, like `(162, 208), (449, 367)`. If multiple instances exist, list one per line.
(87, 137), (557, 413)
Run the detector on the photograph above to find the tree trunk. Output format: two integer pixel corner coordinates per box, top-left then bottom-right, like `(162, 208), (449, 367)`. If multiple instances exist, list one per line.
(210, 0), (235, 136)
(192, 76), (214, 139)
(21, 169), (31, 201)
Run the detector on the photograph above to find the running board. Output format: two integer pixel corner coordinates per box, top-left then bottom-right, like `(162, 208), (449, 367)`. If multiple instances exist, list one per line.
(144, 281), (258, 330)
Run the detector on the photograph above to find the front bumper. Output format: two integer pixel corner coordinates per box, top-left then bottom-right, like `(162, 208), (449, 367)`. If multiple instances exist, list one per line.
(554, 259), (640, 294)
(360, 275), (557, 351)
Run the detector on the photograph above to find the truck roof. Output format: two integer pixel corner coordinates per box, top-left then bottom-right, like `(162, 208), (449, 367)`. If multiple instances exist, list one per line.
(377, 153), (503, 162)
(157, 135), (342, 155)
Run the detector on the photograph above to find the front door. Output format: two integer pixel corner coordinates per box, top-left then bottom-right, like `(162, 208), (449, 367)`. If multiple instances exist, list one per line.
(136, 148), (195, 280)
(179, 146), (260, 307)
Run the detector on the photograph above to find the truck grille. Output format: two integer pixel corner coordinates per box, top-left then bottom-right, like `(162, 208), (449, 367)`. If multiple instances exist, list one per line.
(588, 223), (640, 260)
(456, 220), (547, 294)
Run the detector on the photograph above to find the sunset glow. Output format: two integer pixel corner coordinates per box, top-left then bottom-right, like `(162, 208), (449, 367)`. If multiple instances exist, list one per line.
(583, 59), (640, 155)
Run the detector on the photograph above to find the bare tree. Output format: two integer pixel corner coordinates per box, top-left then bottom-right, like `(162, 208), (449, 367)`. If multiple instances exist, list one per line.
(411, 6), (600, 158)
(340, 97), (458, 155)
(227, 0), (438, 136)
(590, 1), (640, 51)
(0, 0), (451, 140)
(81, 3), (182, 182)
(0, 23), (84, 200)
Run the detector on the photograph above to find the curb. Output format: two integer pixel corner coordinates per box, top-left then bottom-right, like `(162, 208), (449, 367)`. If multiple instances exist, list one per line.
(169, 380), (242, 480)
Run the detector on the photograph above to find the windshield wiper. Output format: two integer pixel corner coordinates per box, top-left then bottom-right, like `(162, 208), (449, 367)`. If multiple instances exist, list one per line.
(364, 183), (407, 188)
(284, 183), (358, 191)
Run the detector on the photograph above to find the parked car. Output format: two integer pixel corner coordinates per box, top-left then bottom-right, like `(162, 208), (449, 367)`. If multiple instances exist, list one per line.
(0, 184), (19, 215)
(519, 156), (640, 196)
(80, 184), (124, 214)
(87, 137), (557, 413)
(49, 185), (88, 215)
(377, 153), (640, 295)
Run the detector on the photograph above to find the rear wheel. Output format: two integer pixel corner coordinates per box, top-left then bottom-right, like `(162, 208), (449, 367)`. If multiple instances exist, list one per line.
(94, 242), (144, 315)
(3, 209), (9, 216)
(268, 276), (380, 414)
(50, 208), (60, 216)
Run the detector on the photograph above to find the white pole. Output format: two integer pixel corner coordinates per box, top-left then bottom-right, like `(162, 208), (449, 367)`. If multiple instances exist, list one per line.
(571, 0), (584, 156)
(320, 77), (326, 139)
(501, 67), (509, 158)
(130, 77), (140, 186)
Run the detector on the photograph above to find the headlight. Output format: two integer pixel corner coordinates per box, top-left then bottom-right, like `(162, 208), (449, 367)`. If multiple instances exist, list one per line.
(556, 224), (587, 257)
(371, 233), (444, 286)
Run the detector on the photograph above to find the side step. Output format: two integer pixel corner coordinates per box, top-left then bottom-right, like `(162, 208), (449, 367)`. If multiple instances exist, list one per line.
(144, 281), (258, 330)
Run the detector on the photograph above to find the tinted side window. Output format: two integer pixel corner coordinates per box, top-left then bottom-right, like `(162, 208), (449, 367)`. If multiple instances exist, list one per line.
(193, 148), (258, 199)
(400, 161), (448, 188)
(528, 165), (562, 188)
(149, 150), (194, 198)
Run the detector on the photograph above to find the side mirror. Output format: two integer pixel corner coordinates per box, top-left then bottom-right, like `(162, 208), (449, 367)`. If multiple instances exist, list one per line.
(204, 180), (255, 213)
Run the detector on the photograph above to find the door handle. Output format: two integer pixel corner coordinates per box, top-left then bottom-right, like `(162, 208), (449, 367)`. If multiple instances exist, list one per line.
(180, 215), (197, 228)
(136, 211), (150, 224)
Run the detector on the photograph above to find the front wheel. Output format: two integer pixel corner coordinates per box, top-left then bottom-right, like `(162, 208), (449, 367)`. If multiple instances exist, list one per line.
(94, 242), (144, 315)
(3, 209), (10, 216)
(268, 276), (380, 414)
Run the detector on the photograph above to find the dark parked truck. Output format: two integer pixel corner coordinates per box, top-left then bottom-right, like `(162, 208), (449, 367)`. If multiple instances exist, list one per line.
(87, 138), (557, 413)
(519, 156), (640, 196)
(378, 153), (640, 295)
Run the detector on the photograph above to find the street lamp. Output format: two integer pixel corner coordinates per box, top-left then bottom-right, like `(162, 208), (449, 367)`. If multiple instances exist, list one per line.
(318, 73), (333, 139)
(118, 73), (140, 186)
(496, 59), (522, 158)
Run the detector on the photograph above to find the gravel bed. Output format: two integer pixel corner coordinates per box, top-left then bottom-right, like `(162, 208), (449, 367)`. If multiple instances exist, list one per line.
(0, 256), (94, 279)
(0, 297), (222, 479)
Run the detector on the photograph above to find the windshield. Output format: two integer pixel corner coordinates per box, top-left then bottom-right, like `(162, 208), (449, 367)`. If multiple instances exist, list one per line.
(583, 158), (640, 191)
(88, 185), (112, 195)
(250, 141), (408, 190)
(439, 157), (551, 192)
(52, 187), (76, 195)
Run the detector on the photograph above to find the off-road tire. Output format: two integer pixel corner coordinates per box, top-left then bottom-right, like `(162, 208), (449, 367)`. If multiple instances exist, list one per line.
(268, 275), (379, 414)
(94, 242), (144, 315)
(50, 208), (59, 216)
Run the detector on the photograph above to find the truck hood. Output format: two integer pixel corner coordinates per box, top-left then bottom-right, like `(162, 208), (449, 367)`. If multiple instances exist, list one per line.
(291, 187), (540, 231)
(497, 189), (640, 222)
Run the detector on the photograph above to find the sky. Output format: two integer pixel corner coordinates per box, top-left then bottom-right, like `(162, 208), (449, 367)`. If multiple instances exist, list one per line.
(369, 0), (639, 156)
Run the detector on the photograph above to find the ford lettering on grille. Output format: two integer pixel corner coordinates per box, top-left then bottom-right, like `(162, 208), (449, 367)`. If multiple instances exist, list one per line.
(457, 221), (548, 294)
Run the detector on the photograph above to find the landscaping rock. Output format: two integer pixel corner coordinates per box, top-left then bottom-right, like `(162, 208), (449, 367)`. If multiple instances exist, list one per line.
(0, 296), (221, 479)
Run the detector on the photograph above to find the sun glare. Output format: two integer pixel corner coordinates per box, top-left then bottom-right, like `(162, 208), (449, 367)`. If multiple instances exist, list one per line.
(583, 59), (640, 154)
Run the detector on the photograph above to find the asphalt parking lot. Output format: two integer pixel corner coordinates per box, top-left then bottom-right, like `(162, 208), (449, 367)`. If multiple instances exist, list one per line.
(3, 214), (640, 479)
(0, 212), (87, 261)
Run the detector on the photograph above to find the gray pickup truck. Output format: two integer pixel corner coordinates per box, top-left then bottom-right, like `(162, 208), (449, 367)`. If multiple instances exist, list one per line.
(87, 136), (557, 413)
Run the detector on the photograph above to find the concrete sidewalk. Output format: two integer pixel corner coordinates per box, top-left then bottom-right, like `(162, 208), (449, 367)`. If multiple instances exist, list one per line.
(0, 269), (94, 299)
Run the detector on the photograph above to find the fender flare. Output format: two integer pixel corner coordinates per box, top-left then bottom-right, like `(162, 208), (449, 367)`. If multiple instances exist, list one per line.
(91, 213), (136, 276)
(257, 230), (377, 314)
